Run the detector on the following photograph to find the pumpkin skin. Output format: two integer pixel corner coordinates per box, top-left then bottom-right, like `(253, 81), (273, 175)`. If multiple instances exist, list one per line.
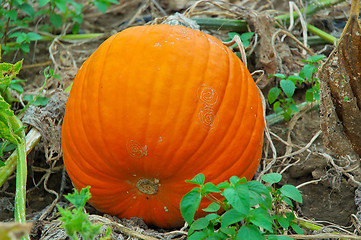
(61, 24), (264, 229)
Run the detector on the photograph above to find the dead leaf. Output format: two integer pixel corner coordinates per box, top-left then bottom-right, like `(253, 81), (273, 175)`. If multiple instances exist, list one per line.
(319, 0), (361, 160)
(0, 222), (32, 240)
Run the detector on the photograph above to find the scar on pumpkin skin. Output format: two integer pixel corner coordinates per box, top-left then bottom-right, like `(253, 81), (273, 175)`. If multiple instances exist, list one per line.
(197, 85), (219, 130)
(126, 140), (148, 158)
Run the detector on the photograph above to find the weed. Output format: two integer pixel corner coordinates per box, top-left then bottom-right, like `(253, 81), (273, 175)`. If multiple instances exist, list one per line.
(180, 173), (302, 240)
(267, 55), (326, 120)
(57, 186), (111, 240)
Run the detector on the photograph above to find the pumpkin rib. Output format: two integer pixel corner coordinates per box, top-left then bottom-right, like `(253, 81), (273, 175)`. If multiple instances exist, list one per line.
(162, 29), (213, 176)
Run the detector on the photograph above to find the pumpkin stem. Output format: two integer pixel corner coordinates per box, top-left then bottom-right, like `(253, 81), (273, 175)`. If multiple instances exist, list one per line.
(136, 179), (159, 195)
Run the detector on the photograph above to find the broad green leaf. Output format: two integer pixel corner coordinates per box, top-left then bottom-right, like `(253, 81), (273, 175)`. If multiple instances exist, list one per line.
(55, 0), (67, 13)
(204, 182), (221, 193)
(189, 217), (209, 233)
(299, 64), (315, 80)
(268, 87), (281, 104)
(202, 202), (221, 212)
(240, 32), (254, 48)
(94, 1), (108, 13)
(287, 75), (304, 85)
(27, 32), (42, 41)
(280, 185), (302, 203)
(188, 231), (207, 240)
(50, 13), (63, 29)
(223, 185), (250, 215)
(262, 173), (282, 184)
(249, 208), (273, 232)
(186, 173), (205, 185)
(204, 213), (219, 221)
(221, 209), (245, 228)
(273, 101), (281, 113)
(38, 0), (51, 7)
(280, 79), (295, 98)
(229, 176), (242, 185)
(19, 3), (35, 16)
(289, 103), (299, 112)
(10, 84), (23, 94)
(180, 189), (202, 224)
(236, 225), (264, 240)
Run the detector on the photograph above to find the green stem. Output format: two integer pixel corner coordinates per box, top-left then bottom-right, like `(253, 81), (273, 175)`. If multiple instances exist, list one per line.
(4, 33), (105, 48)
(266, 101), (320, 126)
(307, 23), (338, 44)
(12, 117), (29, 240)
(275, 0), (345, 22)
(193, 18), (248, 32)
(0, 128), (41, 187)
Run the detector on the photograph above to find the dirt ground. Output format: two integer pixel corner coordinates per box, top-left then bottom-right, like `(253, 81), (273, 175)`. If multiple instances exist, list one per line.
(1, 0), (360, 239)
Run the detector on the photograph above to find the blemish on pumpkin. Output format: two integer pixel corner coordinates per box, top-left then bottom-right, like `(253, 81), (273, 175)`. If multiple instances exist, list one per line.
(197, 85), (218, 106)
(164, 206), (169, 212)
(158, 136), (163, 142)
(126, 140), (147, 158)
(198, 106), (219, 130)
(136, 179), (159, 195)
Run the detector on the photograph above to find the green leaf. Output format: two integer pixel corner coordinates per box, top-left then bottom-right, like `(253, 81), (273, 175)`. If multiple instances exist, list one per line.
(23, 95), (49, 106)
(290, 222), (304, 235)
(299, 64), (315, 80)
(10, 84), (23, 94)
(39, 0), (50, 7)
(217, 181), (230, 189)
(202, 202), (221, 212)
(268, 87), (281, 104)
(180, 189), (202, 224)
(273, 215), (289, 229)
(55, 0), (67, 13)
(280, 79), (295, 98)
(262, 173), (282, 184)
(306, 54), (325, 63)
(249, 208), (273, 232)
(50, 13), (63, 28)
(188, 231), (207, 240)
(65, 186), (91, 209)
(287, 75), (304, 85)
(271, 73), (286, 79)
(94, 1), (108, 13)
(27, 32), (42, 41)
(191, 217), (210, 230)
(186, 173), (205, 185)
(223, 185), (250, 215)
(230, 176), (243, 185)
(0, 96), (22, 145)
(240, 32), (254, 48)
(19, 3), (35, 16)
(236, 225), (264, 240)
(204, 182), (221, 193)
(280, 185), (302, 203)
(5, 10), (17, 20)
(221, 209), (245, 227)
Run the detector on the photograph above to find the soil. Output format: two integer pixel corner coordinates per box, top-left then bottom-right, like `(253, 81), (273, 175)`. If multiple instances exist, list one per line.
(1, 0), (360, 239)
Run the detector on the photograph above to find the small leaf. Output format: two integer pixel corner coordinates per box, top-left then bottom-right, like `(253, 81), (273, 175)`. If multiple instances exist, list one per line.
(249, 208), (273, 232)
(217, 181), (230, 189)
(280, 185), (302, 203)
(306, 54), (326, 63)
(38, 0), (50, 7)
(272, 73), (286, 79)
(229, 176), (242, 185)
(203, 182), (221, 193)
(190, 217), (209, 231)
(262, 173), (282, 184)
(221, 209), (245, 227)
(202, 202), (220, 212)
(287, 75), (304, 85)
(50, 13), (63, 29)
(299, 64), (315, 80)
(186, 173), (205, 185)
(268, 87), (281, 104)
(273, 215), (289, 229)
(290, 222), (304, 235)
(268, 235), (293, 240)
(236, 225), (264, 240)
(188, 231), (207, 240)
(65, 186), (91, 209)
(180, 189), (202, 224)
(280, 79), (295, 98)
(27, 32), (42, 41)
(204, 213), (219, 221)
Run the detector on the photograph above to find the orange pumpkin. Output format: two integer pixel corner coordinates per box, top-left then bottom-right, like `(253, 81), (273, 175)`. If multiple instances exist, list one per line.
(61, 24), (264, 229)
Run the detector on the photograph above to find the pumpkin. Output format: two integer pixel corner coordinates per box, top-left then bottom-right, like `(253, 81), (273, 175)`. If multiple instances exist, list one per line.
(61, 24), (264, 229)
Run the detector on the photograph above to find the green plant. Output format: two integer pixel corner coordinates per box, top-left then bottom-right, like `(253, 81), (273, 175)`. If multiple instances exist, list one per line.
(180, 173), (303, 240)
(0, 0), (118, 55)
(57, 186), (111, 240)
(267, 54), (325, 120)
(0, 58), (28, 239)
